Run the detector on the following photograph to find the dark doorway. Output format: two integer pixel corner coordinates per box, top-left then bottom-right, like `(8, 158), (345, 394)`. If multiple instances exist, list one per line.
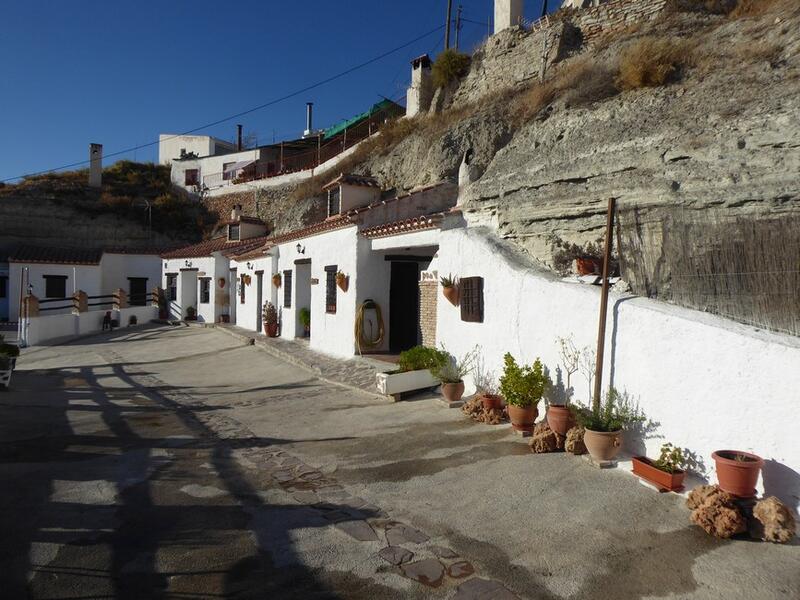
(389, 262), (420, 352)
(128, 278), (148, 306)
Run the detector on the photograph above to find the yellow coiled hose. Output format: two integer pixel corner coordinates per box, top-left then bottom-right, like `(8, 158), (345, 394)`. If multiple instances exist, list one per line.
(355, 299), (384, 354)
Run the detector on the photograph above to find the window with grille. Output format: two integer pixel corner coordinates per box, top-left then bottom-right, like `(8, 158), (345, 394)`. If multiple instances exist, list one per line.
(222, 162), (235, 181)
(327, 188), (341, 217)
(44, 275), (67, 299)
(199, 278), (211, 304)
(184, 169), (199, 186)
(459, 276), (484, 323)
(283, 270), (292, 308)
(325, 265), (337, 314)
(129, 278), (148, 306)
(166, 274), (177, 301)
(229, 224), (240, 241)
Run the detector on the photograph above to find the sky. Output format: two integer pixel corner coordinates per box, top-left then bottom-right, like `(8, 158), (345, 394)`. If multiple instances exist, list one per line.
(0, 0), (558, 182)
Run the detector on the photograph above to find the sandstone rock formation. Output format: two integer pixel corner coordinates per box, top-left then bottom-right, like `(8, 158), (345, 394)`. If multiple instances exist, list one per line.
(752, 496), (797, 544)
(565, 426), (586, 455)
(529, 421), (565, 453)
(687, 485), (747, 539)
(461, 396), (508, 425)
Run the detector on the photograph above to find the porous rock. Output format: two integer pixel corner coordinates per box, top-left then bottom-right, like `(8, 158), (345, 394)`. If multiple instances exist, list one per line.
(752, 496), (797, 544)
(687, 485), (747, 539)
(462, 396), (508, 425)
(529, 423), (565, 454)
(565, 426), (586, 455)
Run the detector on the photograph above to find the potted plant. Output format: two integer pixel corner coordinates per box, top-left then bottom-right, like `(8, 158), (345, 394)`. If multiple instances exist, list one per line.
(185, 306), (197, 321)
(299, 307), (311, 337)
(473, 353), (503, 410)
(547, 336), (580, 435)
(712, 450), (764, 498)
(499, 354), (550, 434)
(336, 271), (349, 292)
(272, 273), (282, 288)
(440, 273), (459, 306)
(263, 302), (279, 337)
(576, 387), (645, 463)
(433, 346), (477, 404)
(632, 443), (687, 492)
(376, 346), (448, 401)
(242, 274), (252, 286)
(0, 335), (20, 388)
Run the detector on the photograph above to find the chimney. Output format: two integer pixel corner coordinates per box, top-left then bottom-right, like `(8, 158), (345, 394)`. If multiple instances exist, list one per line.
(237, 124), (243, 151)
(231, 204), (242, 221)
(406, 55), (433, 118)
(88, 143), (103, 188)
(494, 0), (524, 34)
(304, 102), (314, 137)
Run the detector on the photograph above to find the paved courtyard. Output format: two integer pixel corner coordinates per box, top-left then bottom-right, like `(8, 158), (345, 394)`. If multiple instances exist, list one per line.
(1, 325), (798, 599)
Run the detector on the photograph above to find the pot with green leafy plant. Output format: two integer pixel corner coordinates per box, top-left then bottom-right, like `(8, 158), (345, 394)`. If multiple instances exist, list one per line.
(440, 274), (459, 306)
(576, 387), (645, 462)
(433, 346), (477, 404)
(376, 346), (448, 401)
(262, 301), (279, 337)
(185, 306), (197, 321)
(711, 450), (763, 498)
(499, 353), (550, 434)
(632, 443), (687, 492)
(299, 307), (311, 337)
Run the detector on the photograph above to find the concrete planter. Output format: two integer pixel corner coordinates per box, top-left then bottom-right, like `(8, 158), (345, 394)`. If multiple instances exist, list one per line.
(376, 368), (438, 399)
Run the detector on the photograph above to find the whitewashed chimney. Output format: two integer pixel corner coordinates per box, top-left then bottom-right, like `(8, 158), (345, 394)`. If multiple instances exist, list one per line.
(88, 143), (103, 188)
(406, 55), (433, 118)
(230, 204), (242, 221)
(494, 0), (524, 34)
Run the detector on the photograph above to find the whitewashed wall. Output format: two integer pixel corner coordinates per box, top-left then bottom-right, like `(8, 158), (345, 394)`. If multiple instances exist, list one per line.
(234, 256), (271, 333)
(431, 227), (800, 507)
(275, 227), (361, 357)
(9, 263), (101, 318)
(100, 253), (162, 297)
(24, 306), (157, 346)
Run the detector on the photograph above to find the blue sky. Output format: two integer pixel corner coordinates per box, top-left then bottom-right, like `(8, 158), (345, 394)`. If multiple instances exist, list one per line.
(0, 0), (556, 182)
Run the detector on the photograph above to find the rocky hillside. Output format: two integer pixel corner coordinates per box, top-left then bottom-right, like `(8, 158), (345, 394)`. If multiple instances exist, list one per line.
(0, 162), (214, 256)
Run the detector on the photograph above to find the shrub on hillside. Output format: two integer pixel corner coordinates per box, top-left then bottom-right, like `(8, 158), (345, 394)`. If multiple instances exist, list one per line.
(616, 37), (690, 91)
(432, 49), (471, 89)
(730, 0), (796, 19)
(666, 0), (736, 15)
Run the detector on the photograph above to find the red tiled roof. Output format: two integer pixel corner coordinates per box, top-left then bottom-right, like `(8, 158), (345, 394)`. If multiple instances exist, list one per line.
(360, 214), (444, 239)
(263, 214), (355, 247)
(322, 173), (381, 191)
(162, 236), (269, 259)
(8, 245), (103, 265)
(219, 216), (266, 226)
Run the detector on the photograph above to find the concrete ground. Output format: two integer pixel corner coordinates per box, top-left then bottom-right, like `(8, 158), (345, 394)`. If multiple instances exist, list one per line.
(1, 325), (797, 599)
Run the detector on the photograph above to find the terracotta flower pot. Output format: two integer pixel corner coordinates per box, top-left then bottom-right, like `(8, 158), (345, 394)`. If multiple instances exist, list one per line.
(442, 285), (459, 306)
(265, 322), (279, 337)
(583, 429), (623, 462)
(546, 405), (574, 435)
(441, 381), (465, 403)
(507, 405), (538, 433)
(576, 257), (602, 276)
(632, 456), (686, 492)
(481, 394), (503, 410)
(712, 450), (763, 498)
(336, 275), (349, 292)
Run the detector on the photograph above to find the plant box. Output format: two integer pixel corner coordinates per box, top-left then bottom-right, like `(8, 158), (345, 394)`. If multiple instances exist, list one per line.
(376, 368), (438, 398)
(632, 456), (686, 492)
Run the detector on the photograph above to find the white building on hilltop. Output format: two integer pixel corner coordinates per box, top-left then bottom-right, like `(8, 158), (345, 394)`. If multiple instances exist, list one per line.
(158, 134), (237, 166)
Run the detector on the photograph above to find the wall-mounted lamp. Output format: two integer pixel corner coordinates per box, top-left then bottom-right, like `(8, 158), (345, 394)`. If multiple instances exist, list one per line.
(296, 243), (305, 255)
(185, 260), (193, 268)
(246, 262), (253, 270)
(164, 261), (168, 269)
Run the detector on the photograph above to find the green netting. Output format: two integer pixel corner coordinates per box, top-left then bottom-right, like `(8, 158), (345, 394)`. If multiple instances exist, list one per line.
(323, 99), (398, 140)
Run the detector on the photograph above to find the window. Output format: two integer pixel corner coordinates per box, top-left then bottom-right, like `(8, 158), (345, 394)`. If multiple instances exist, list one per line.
(325, 265), (337, 314)
(222, 162), (235, 181)
(283, 270), (292, 308)
(327, 187), (341, 217)
(229, 224), (240, 241)
(166, 274), (177, 301)
(184, 169), (199, 186)
(460, 277), (484, 323)
(0, 276), (6, 299)
(43, 275), (68, 299)
(240, 274), (246, 304)
(200, 278), (211, 304)
(128, 277), (148, 306)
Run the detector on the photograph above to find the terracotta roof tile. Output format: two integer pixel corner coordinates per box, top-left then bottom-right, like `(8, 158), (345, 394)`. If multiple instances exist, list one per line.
(8, 245), (103, 265)
(162, 236), (269, 259)
(322, 173), (381, 191)
(263, 215), (355, 247)
(360, 214), (444, 239)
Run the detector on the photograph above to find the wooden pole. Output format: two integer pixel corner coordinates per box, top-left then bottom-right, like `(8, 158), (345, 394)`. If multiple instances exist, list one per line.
(592, 197), (616, 413)
(445, 0), (453, 50)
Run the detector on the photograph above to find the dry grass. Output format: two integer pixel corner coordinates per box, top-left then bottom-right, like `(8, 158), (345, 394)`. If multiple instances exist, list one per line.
(616, 37), (692, 90)
(432, 49), (471, 89)
(666, 0), (737, 15)
(730, 0), (792, 19)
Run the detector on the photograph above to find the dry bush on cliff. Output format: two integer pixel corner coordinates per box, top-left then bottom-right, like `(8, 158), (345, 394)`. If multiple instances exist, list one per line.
(616, 37), (692, 90)
(731, 0), (798, 19)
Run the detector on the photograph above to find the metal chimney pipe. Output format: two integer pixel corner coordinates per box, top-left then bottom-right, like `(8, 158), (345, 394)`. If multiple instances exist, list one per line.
(305, 102), (314, 136)
(237, 124), (243, 151)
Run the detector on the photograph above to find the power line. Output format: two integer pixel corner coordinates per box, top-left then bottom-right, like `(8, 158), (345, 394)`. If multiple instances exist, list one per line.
(2, 24), (445, 184)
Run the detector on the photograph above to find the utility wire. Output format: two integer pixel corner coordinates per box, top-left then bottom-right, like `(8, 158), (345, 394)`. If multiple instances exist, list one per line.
(2, 24), (445, 183)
